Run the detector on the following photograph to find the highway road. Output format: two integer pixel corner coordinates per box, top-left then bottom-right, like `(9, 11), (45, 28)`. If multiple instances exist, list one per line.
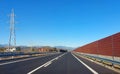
(0, 52), (119, 74)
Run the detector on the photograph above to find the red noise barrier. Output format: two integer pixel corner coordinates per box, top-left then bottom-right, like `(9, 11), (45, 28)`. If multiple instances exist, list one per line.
(74, 32), (120, 57)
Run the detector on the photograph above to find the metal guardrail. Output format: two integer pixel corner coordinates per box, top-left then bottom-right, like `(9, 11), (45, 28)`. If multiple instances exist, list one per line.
(0, 52), (48, 57)
(84, 55), (120, 65)
(75, 52), (120, 69)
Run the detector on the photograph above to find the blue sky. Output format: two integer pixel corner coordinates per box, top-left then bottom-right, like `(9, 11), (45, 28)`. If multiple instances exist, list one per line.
(0, 0), (120, 47)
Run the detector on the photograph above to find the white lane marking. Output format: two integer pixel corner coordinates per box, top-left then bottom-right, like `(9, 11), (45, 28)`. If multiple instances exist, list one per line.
(0, 56), (43, 66)
(0, 54), (59, 66)
(55, 57), (59, 60)
(27, 53), (66, 74)
(72, 53), (99, 74)
(44, 61), (52, 67)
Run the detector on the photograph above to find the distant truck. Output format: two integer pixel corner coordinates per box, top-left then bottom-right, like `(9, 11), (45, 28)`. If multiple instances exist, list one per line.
(59, 49), (68, 52)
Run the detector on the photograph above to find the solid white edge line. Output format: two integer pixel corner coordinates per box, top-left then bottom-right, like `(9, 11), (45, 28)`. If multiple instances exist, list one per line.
(0, 56), (42, 66)
(0, 53), (60, 66)
(71, 53), (99, 74)
(27, 53), (66, 74)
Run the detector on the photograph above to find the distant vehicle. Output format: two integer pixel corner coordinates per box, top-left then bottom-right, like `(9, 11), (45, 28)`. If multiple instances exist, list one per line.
(59, 49), (68, 52)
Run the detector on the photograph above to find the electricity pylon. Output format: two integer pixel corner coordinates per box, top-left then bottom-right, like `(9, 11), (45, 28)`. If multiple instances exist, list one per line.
(8, 9), (16, 52)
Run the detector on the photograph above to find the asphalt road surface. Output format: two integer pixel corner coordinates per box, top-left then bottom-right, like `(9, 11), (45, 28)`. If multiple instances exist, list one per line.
(0, 52), (119, 74)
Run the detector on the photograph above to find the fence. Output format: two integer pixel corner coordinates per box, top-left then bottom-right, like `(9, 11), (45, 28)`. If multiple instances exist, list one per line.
(74, 32), (120, 57)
